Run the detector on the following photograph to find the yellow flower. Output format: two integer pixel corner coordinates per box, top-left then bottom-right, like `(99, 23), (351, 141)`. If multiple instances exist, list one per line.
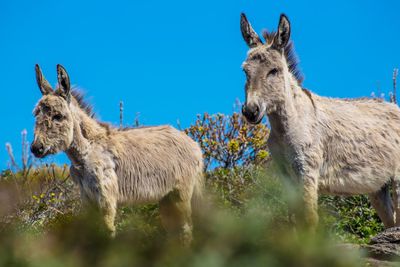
(257, 150), (269, 160)
(228, 139), (240, 153)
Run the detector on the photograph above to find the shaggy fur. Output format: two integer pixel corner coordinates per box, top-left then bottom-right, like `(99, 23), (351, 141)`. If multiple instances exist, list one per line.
(240, 13), (400, 230)
(31, 64), (204, 245)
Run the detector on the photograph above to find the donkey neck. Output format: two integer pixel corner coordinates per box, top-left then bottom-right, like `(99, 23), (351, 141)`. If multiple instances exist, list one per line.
(66, 102), (108, 165)
(268, 80), (314, 141)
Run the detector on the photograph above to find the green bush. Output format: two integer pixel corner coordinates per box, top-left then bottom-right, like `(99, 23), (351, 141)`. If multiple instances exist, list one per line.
(319, 195), (384, 243)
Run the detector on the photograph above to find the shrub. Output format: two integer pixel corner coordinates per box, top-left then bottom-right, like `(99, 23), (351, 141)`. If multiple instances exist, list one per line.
(185, 112), (270, 170)
(2, 130), (79, 232)
(319, 195), (384, 243)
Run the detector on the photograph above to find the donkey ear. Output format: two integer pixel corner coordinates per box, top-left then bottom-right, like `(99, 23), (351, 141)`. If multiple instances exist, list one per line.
(56, 64), (71, 102)
(273, 14), (291, 50)
(240, 13), (262, 48)
(35, 64), (53, 95)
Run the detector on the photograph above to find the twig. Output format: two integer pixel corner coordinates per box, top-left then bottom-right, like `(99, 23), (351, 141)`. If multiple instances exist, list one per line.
(119, 101), (124, 129)
(393, 68), (398, 104)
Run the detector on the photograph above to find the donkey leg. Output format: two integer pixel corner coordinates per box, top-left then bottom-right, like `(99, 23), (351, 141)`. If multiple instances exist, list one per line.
(99, 197), (117, 237)
(159, 190), (193, 246)
(70, 166), (97, 210)
(86, 189), (117, 237)
(391, 178), (400, 226)
(369, 183), (394, 228)
(96, 170), (119, 237)
(298, 174), (319, 232)
(98, 183), (118, 237)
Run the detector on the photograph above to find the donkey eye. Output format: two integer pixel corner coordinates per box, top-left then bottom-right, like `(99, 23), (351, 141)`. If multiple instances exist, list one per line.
(53, 114), (63, 121)
(267, 68), (279, 77)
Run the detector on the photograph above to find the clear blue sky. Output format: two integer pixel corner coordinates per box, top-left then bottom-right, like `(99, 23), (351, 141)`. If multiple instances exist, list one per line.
(1, 0), (399, 170)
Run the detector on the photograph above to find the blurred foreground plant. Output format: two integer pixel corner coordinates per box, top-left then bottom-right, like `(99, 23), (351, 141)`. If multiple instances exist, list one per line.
(0, 168), (364, 267)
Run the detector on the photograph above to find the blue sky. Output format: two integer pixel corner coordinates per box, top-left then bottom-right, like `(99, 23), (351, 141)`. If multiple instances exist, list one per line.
(1, 0), (399, 170)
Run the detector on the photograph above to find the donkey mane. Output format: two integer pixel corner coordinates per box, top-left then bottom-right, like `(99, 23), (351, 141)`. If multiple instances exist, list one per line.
(340, 97), (384, 103)
(68, 88), (112, 133)
(70, 89), (95, 118)
(261, 31), (384, 106)
(262, 30), (304, 85)
(120, 125), (156, 131)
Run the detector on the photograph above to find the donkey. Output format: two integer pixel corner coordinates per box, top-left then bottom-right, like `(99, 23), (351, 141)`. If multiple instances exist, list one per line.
(240, 13), (400, 231)
(31, 64), (204, 244)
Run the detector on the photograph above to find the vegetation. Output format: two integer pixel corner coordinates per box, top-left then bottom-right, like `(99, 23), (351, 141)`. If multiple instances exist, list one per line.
(3, 68), (399, 265)
(0, 108), (388, 266)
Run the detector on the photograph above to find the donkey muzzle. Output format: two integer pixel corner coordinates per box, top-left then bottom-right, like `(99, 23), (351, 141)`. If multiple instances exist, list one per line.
(30, 142), (45, 158)
(242, 103), (263, 124)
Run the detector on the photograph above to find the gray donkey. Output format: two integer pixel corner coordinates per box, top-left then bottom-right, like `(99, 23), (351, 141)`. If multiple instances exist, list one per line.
(31, 64), (203, 244)
(240, 13), (400, 230)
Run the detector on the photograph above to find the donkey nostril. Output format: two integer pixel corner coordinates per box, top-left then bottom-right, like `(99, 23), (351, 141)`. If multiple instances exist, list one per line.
(31, 143), (44, 155)
(248, 104), (259, 117)
(242, 103), (262, 123)
(253, 105), (259, 115)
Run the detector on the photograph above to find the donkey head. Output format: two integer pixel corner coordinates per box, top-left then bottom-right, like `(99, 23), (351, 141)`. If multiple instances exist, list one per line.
(31, 64), (74, 158)
(240, 13), (293, 124)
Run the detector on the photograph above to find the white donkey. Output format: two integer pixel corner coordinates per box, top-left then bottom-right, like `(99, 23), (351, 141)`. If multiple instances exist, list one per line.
(240, 13), (400, 230)
(31, 64), (203, 244)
